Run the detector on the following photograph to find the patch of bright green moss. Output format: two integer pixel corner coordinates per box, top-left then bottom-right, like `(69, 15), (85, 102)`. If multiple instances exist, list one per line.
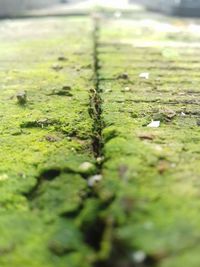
(97, 15), (200, 267)
(0, 16), (96, 267)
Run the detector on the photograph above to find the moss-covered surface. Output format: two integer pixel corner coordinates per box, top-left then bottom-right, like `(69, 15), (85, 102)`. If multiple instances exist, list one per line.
(97, 13), (200, 267)
(1, 9), (200, 267)
(0, 17), (96, 267)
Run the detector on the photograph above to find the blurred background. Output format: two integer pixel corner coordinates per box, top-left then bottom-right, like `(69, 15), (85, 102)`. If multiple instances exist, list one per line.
(0, 0), (131, 17)
(0, 0), (200, 17)
(0, 0), (82, 16)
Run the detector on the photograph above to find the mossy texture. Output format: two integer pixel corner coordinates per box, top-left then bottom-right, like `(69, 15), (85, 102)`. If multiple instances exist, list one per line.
(1, 9), (200, 267)
(0, 17), (95, 267)
(97, 12), (200, 267)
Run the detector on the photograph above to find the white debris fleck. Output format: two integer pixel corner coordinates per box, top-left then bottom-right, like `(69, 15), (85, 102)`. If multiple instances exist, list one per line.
(181, 112), (186, 116)
(147, 121), (160, 128)
(114, 11), (121, 19)
(132, 251), (146, 263)
(139, 72), (149, 79)
(79, 162), (94, 174)
(0, 174), (8, 181)
(105, 89), (112, 93)
(122, 86), (131, 92)
(88, 175), (102, 187)
(155, 145), (163, 151)
(171, 163), (177, 168)
(96, 157), (104, 164)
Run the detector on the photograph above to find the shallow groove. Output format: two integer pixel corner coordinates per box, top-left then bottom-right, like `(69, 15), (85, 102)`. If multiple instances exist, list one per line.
(114, 99), (200, 106)
(68, 15), (110, 259)
(24, 168), (61, 201)
(91, 15), (104, 160)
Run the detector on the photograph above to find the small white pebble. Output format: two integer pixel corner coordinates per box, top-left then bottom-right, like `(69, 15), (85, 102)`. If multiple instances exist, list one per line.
(0, 174), (8, 181)
(139, 72), (150, 80)
(105, 89), (112, 93)
(181, 112), (186, 116)
(147, 121), (160, 128)
(132, 251), (146, 263)
(96, 157), (103, 164)
(88, 175), (102, 187)
(79, 162), (94, 173)
(155, 145), (163, 151)
(123, 87), (131, 92)
(114, 11), (121, 18)
(171, 163), (176, 168)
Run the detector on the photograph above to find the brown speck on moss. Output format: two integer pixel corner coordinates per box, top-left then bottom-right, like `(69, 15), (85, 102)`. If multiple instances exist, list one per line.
(16, 91), (27, 105)
(58, 56), (68, 61)
(138, 133), (155, 141)
(51, 64), (63, 71)
(117, 73), (129, 80)
(49, 86), (72, 96)
(45, 135), (61, 142)
(157, 160), (170, 174)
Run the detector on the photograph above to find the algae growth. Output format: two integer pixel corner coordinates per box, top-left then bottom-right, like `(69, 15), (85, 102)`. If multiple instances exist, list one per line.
(97, 14), (200, 267)
(0, 17), (95, 267)
(1, 8), (200, 267)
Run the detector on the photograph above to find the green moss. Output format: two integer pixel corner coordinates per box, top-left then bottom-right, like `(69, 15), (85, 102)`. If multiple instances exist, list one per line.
(1, 8), (200, 267)
(0, 16), (95, 267)
(98, 13), (200, 267)
(102, 126), (121, 143)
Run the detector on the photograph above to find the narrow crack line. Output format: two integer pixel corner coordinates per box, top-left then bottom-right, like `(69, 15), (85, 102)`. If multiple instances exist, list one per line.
(24, 168), (81, 202)
(115, 99), (200, 105)
(25, 16), (104, 213)
(78, 15), (114, 263)
(91, 15), (104, 162)
(23, 168), (61, 201)
(89, 16), (159, 267)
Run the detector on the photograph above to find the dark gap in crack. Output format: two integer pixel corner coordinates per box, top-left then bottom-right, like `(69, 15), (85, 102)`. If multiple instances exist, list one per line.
(24, 168), (61, 201)
(90, 14), (104, 160)
(42, 169), (61, 181)
(89, 15), (159, 267)
(81, 14), (108, 256)
(84, 218), (106, 251)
